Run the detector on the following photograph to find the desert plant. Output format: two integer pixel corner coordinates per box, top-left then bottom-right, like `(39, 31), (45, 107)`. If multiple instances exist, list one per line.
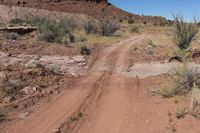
(6, 32), (18, 40)
(190, 83), (200, 118)
(128, 15), (135, 24)
(159, 64), (199, 97)
(143, 21), (147, 25)
(173, 14), (198, 50)
(76, 37), (90, 55)
(148, 40), (156, 47)
(100, 19), (120, 36)
(130, 25), (139, 33)
(175, 106), (187, 119)
(9, 18), (24, 25)
(83, 21), (96, 34)
(37, 17), (77, 44)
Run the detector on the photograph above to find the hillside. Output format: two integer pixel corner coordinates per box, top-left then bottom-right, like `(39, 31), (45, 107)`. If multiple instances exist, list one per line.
(0, 0), (167, 24)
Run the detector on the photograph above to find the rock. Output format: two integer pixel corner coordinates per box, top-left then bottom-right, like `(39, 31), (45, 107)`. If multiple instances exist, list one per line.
(25, 60), (42, 69)
(4, 80), (22, 94)
(0, 72), (6, 79)
(72, 56), (86, 63)
(3, 96), (15, 103)
(17, 111), (31, 119)
(20, 86), (37, 95)
(46, 64), (60, 74)
(53, 129), (61, 133)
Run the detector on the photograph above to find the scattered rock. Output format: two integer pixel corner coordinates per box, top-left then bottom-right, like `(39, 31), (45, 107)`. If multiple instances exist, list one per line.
(20, 86), (37, 95)
(72, 56), (86, 63)
(17, 111), (31, 119)
(4, 80), (22, 95)
(3, 96), (15, 103)
(46, 64), (60, 74)
(25, 60), (42, 69)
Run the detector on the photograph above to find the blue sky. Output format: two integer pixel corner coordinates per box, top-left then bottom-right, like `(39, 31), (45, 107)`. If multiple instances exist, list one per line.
(109, 0), (200, 21)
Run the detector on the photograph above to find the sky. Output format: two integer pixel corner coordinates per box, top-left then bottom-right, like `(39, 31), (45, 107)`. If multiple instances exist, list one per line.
(109, 0), (200, 21)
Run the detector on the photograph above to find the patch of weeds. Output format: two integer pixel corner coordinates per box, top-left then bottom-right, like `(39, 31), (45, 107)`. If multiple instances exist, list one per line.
(76, 36), (90, 55)
(35, 17), (77, 44)
(175, 106), (187, 119)
(128, 15), (135, 24)
(70, 111), (83, 122)
(190, 83), (200, 118)
(159, 64), (199, 98)
(130, 25), (139, 33)
(173, 14), (198, 61)
(100, 19), (120, 36)
(6, 32), (19, 40)
(83, 20), (97, 34)
(148, 40), (156, 48)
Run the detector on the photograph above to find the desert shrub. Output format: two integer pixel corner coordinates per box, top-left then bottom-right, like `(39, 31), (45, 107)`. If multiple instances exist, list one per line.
(36, 17), (76, 44)
(197, 22), (200, 27)
(100, 19), (120, 36)
(143, 21), (147, 24)
(128, 16), (135, 24)
(119, 19), (123, 23)
(4, 80), (22, 96)
(159, 64), (199, 98)
(76, 37), (90, 55)
(83, 21), (97, 34)
(130, 25), (139, 33)
(173, 14), (198, 50)
(148, 40), (156, 47)
(190, 83), (200, 117)
(9, 18), (24, 25)
(6, 32), (18, 40)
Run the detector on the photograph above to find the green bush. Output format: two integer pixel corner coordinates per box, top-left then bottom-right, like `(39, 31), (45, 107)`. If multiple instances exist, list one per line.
(160, 64), (199, 97)
(128, 16), (135, 24)
(76, 37), (90, 55)
(36, 17), (77, 44)
(9, 18), (24, 25)
(83, 21), (97, 34)
(100, 19), (120, 36)
(173, 14), (198, 50)
(6, 32), (18, 40)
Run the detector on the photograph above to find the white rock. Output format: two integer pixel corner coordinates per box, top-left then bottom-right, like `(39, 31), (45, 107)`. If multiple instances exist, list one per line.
(18, 111), (31, 119)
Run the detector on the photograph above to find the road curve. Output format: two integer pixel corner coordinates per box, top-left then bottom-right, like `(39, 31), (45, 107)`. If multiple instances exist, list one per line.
(5, 35), (144, 133)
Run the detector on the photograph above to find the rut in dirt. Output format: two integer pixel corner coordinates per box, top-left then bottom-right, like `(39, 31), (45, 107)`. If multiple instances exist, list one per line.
(4, 35), (144, 133)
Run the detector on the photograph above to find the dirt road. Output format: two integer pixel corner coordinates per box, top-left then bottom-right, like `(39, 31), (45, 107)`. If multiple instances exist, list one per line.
(5, 35), (144, 133)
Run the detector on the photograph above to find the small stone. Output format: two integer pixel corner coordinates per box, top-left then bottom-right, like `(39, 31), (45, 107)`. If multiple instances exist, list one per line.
(53, 129), (61, 133)
(72, 56), (86, 63)
(25, 60), (42, 69)
(46, 64), (60, 74)
(21, 86), (37, 95)
(3, 96), (15, 103)
(17, 111), (31, 119)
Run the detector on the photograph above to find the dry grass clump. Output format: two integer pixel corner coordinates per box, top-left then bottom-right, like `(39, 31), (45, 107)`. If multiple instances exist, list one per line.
(159, 64), (199, 98)
(100, 19), (120, 36)
(173, 14), (198, 62)
(173, 14), (198, 50)
(190, 83), (200, 118)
